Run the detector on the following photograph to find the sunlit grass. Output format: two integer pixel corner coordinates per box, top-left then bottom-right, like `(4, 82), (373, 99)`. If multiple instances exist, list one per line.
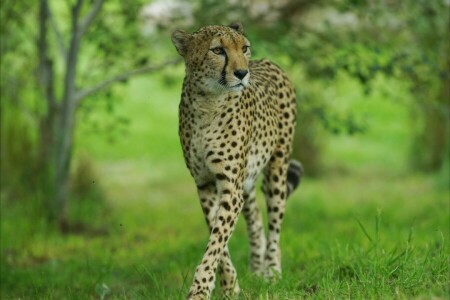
(2, 173), (447, 299)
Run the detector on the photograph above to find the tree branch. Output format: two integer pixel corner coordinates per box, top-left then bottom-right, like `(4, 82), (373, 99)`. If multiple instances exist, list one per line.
(38, 0), (57, 108)
(48, 5), (67, 61)
(62, 0), (83, 104)
(74, 58), (182, 103)
(78, 0), (104, 38)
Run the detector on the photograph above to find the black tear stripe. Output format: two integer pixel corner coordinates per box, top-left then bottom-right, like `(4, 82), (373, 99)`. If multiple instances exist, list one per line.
(220, 52), (228, 85)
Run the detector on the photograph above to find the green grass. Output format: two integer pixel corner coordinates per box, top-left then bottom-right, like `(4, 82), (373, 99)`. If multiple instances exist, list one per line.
(2, 174), (447, 299)
(1, 74), (449, 299)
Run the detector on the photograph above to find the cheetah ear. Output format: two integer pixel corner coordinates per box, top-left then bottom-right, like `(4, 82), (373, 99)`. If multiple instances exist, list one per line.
(229, 22), (244, 34)
(171, 29), (191, 57)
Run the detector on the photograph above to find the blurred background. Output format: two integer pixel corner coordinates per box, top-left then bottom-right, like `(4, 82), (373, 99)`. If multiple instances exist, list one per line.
(1, 0), (449, 298)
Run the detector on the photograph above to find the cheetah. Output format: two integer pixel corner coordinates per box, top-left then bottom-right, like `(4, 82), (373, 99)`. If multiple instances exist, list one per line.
(171, 23), (303, 300)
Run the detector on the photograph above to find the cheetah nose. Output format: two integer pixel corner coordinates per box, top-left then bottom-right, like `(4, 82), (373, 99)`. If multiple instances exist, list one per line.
(234, 69), (248, 80)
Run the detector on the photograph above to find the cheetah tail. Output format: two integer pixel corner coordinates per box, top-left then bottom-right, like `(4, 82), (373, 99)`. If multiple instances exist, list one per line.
(286, 160), (303, 198)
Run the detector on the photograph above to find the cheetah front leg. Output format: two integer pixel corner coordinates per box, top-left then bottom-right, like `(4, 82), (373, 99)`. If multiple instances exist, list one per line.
(196, 184), (240, 297)
(188, 179), (244, 300)
(262, 154), (290, 279)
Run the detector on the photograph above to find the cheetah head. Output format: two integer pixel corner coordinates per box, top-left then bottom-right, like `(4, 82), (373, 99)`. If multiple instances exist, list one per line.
(171, 23), (251, 94)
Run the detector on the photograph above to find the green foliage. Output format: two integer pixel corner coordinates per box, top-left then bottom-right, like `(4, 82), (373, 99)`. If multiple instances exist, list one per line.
(2, 109), (38, 201)
(67, 153), (110, 230)
(0, 2), (40, 192)
(80, 0), (152, 82)
(78, 87), (130, 144)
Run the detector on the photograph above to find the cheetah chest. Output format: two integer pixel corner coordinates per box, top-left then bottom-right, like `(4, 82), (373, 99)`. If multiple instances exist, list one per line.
(183, 95), (279, 192)
(243, 120), (279, 193)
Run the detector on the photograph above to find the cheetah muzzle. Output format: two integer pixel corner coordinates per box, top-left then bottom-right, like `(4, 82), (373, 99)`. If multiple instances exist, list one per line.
(171, 22), (303, 300)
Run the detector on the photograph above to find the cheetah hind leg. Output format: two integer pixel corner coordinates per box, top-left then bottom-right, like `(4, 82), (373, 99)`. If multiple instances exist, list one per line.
(262, 159), (303, 280)
(242, 187), (266, 276)
(217, 247), (241, 297)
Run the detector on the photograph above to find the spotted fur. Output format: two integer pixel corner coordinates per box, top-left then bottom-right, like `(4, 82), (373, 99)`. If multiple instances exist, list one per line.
(172, 23), (302, 300)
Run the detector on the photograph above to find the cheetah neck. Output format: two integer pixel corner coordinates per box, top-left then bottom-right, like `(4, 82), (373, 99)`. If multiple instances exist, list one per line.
(185, 79), (243, 117)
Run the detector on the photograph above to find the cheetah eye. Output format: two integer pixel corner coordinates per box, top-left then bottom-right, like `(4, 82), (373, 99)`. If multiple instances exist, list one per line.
(211, 47), (225, 55)
(242, 46), (250, 53)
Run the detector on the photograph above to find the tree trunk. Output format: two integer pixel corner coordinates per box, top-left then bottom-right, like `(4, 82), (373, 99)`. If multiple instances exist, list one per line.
(53, 0), (83, 223)
(412, 56), (450, 172)
(38, 0), (60, 219)
(37, 0), (83, 223)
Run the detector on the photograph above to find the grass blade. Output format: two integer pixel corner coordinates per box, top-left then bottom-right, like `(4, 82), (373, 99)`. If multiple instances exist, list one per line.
(355, 218), (373, 243)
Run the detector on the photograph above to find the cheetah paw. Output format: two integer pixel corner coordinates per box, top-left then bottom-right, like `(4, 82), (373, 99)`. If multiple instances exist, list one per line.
(264, 267), (282, 281)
